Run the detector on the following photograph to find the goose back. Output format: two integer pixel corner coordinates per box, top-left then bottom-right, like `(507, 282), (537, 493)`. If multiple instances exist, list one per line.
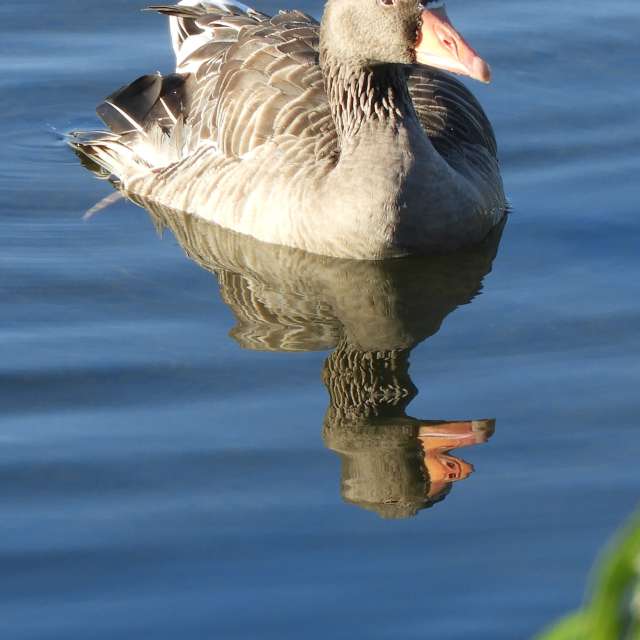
(95, 2), (498, 169)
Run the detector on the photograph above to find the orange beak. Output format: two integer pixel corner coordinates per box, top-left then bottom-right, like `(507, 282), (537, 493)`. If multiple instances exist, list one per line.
(414, 5), (491, 83)
(418, 419), (495, 499)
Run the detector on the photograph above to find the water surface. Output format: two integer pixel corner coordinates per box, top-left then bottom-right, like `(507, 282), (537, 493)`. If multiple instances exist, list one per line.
(2, 1), (640, 638)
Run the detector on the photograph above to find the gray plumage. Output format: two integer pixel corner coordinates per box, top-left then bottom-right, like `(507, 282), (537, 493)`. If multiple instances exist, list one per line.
(71, 0), (506, 259)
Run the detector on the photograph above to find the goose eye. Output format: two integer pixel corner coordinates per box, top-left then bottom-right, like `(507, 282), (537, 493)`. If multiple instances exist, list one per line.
(378, 0), (396, 6)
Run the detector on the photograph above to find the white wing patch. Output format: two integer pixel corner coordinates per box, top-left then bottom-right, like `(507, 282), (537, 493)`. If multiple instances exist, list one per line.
(169, 0), (253, 72)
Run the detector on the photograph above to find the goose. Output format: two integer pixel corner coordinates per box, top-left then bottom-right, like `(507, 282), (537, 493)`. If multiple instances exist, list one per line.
(71, 0), (506, 259)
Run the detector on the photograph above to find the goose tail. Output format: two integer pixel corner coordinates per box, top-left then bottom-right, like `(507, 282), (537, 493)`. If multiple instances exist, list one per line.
(68, 72), (192, 181)
(68, 130), (150, 182)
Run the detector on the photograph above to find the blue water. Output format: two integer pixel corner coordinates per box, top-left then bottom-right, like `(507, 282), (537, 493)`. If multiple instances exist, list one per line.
(2, 1), (640, 638)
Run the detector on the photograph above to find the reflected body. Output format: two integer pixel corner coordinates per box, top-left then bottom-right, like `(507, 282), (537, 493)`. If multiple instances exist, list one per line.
(130, 194), (504, 517)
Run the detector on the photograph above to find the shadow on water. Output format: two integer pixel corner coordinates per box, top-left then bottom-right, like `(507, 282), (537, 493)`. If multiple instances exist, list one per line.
(136, 193), (505, 519)
(76, 146), (505, 518)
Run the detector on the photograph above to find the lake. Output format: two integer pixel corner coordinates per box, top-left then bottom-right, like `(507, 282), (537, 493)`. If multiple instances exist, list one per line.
(2, 1), (639, 638)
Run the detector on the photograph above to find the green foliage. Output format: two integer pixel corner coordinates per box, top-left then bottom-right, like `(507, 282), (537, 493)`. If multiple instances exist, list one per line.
(537, 613), (588, 640)
(536, 513), (640, 640)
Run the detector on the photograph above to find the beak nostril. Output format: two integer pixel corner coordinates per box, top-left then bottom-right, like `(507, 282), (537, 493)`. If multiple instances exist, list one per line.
(441, 37), (457, 54)
(416, 8), (491, 82)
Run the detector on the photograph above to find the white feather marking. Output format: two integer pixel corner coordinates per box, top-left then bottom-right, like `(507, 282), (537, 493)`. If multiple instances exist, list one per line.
(169, 0), (254, 71)
(189, 0), (252, 12)
(159, 98), (178, 124)
(176, 32), (215, 72)
(83, 191), (125, 221)
(104, 101), (147, 136)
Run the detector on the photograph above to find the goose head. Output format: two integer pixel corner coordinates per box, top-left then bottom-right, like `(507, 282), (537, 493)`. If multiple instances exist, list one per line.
(321, 0), (491, 82)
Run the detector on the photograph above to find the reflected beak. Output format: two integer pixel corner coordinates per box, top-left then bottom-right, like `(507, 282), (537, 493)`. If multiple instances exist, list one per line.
(414, 6), (491, 83)
(425, 453), (475, 484)
(418, 419), (495, 449)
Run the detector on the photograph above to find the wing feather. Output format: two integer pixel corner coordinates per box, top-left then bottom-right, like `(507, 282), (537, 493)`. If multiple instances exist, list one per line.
(78, 3), (497, 183)
(408, 67), (498, 158)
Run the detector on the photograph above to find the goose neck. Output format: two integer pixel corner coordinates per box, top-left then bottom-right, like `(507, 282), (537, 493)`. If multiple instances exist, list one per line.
(319, 53), (419, 143)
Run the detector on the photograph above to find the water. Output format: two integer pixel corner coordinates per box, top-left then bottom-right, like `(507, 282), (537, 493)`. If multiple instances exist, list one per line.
(2, 1), (640, 637)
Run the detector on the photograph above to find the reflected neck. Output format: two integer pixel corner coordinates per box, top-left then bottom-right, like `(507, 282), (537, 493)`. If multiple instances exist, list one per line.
(322, 340), (417, 421)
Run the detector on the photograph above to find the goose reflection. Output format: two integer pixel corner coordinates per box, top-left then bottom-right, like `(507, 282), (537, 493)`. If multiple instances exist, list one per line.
(133, 194), (504, 519)
(323, 343), (494, 518)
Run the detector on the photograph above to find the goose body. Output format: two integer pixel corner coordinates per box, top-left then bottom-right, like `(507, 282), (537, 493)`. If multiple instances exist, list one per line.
(73, 0), (506, 259)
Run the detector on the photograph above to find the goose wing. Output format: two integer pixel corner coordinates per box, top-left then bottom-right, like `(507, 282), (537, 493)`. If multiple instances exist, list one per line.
(81, 3), (495, 182)
(96, 3), (337, 165)
(408, 67), (498, 159)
